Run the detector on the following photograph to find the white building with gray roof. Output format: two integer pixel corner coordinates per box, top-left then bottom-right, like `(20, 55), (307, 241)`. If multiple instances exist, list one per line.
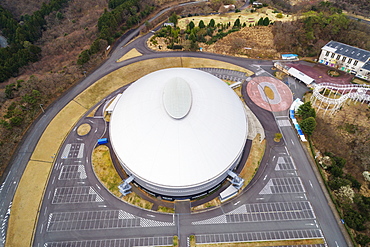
(318, 40), (370, 81)
(109, 68), (248, 199)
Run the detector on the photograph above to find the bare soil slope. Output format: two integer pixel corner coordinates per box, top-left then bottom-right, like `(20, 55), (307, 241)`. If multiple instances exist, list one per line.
(203, 26), (279, 59)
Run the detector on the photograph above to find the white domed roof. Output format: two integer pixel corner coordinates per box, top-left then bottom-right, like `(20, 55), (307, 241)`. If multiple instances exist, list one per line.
(110, 68), (247, 189)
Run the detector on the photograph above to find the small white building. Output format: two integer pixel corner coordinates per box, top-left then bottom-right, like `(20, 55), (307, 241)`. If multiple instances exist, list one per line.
(287, 67), (315, 85)
(318, 41), (370, 81)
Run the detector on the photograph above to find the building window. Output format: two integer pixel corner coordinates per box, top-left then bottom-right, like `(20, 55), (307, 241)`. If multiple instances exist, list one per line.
(353, 60), (358, 66)
(336, 55), (341, 60)
(342, 57), (346, 62)
(325, 51), (330, 56)
(331, 53), (335, 58)
(348, 58), (352, 64)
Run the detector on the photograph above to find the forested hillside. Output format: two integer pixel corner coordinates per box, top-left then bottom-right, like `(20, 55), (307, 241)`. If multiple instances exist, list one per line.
(272, 2), (370, 56)
(264, 0), (369, 16)
(0, 0), (159, 175)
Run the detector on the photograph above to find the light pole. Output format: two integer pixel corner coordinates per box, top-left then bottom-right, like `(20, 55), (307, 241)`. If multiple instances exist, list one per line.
(39, 104), (45, 113)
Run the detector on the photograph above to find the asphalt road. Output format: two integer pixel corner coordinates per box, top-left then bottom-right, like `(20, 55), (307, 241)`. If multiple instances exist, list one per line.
(1, 11), (350, 247)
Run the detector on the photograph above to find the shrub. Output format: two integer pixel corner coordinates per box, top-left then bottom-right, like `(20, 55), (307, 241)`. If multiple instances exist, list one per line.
(343, 209), (366, 231)
(276, 13), (283, 18)
(328, 177), (351, 190)
(355, 234), (370, 246)
(344, 174), (361, 190)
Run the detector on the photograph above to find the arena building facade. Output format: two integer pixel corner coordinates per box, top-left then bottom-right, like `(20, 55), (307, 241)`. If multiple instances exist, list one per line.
(109, 68), (248, 199)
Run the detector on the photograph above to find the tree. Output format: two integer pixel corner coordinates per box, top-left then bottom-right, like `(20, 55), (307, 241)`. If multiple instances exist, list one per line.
(233, 18), (241, 28)
(257, 17), (264, 26)
(208, 19), (215, 28)
(198, 20), (205, 29)
(263, 17), (270, 26)
(355, 234), (370, 246)
(188, 21), (195, 30)
(77, 49), (91, 65)
(300, 116), (316, 136)
(297, 101), (316, 119)
(5, 84), (15, 99)
(169, 13), (178, 27)
(344, 209), (366, 231)
(329, 165), (343, 177)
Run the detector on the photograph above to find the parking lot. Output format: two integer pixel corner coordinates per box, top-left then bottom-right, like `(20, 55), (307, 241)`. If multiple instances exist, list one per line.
(58, 165), (87, 180)
(260, 177), (305, 194)
(52, 186), (104, 204)
(196, 229), (324, 244)
(193, 201), (315, 225)
(45, 236), (174, 247)
(47, 209), (175, 232)
(196, 68), (249, 83)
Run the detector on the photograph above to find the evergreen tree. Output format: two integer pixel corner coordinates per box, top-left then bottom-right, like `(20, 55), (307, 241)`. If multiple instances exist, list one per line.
(233, 18), (241, 28)
(198, 20), (205, 28)
(188, 21), (195, 30)
(208, 19), (215, 28)
(257, 17), (264, 26)
(300, 117), (316, 136)
(263, 17), (270, 26)
(169, 12), (178, 27)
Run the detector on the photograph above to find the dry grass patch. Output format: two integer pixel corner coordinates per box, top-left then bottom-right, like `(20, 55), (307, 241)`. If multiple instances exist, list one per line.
(191, 238), (324, 246)
(92, 145), (122, 197)
(158, 206), (175, 213)
(240, 134), (266, 189)
(264, 86), (274, 100)
(123, 192), (153, 210)
(7, 161), (52, 247)
(87, 105), (100, 117)
(74, 57), (183, 109)
(117, 48), (142, 62)
(92, 145), (154, 209)
(104, 113), (111, 122)
(203, 26), (279, 59)
(77, 123), (91, 136)
(75, 57), (253, 110)
(234, 86), (242, 97)
(191, 197), (221, 211)
(177, 8), (293, 30)
(274, 71), (287, 80)
(31, 100), (87, 162)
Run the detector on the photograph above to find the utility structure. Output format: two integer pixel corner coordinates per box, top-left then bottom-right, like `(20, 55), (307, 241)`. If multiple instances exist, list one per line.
(310, 83), (370, 115)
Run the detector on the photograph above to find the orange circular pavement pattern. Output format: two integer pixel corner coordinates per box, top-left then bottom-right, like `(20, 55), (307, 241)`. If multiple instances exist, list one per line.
(247, 76), (293, 112)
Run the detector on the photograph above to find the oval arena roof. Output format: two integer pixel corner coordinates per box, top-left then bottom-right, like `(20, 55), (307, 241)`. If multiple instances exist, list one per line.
(109, 68), (248, 189)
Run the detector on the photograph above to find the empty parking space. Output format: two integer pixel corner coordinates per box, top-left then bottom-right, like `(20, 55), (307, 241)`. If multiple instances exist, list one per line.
(275, 157), (296, 171)
(196, 229), (324, 244)
(61, 143), (84, 159)
(58, 165), (87, 180)
(260, 177), (305, 194)
(52, 186), (103, 204)
(45, 236), (173, 247)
